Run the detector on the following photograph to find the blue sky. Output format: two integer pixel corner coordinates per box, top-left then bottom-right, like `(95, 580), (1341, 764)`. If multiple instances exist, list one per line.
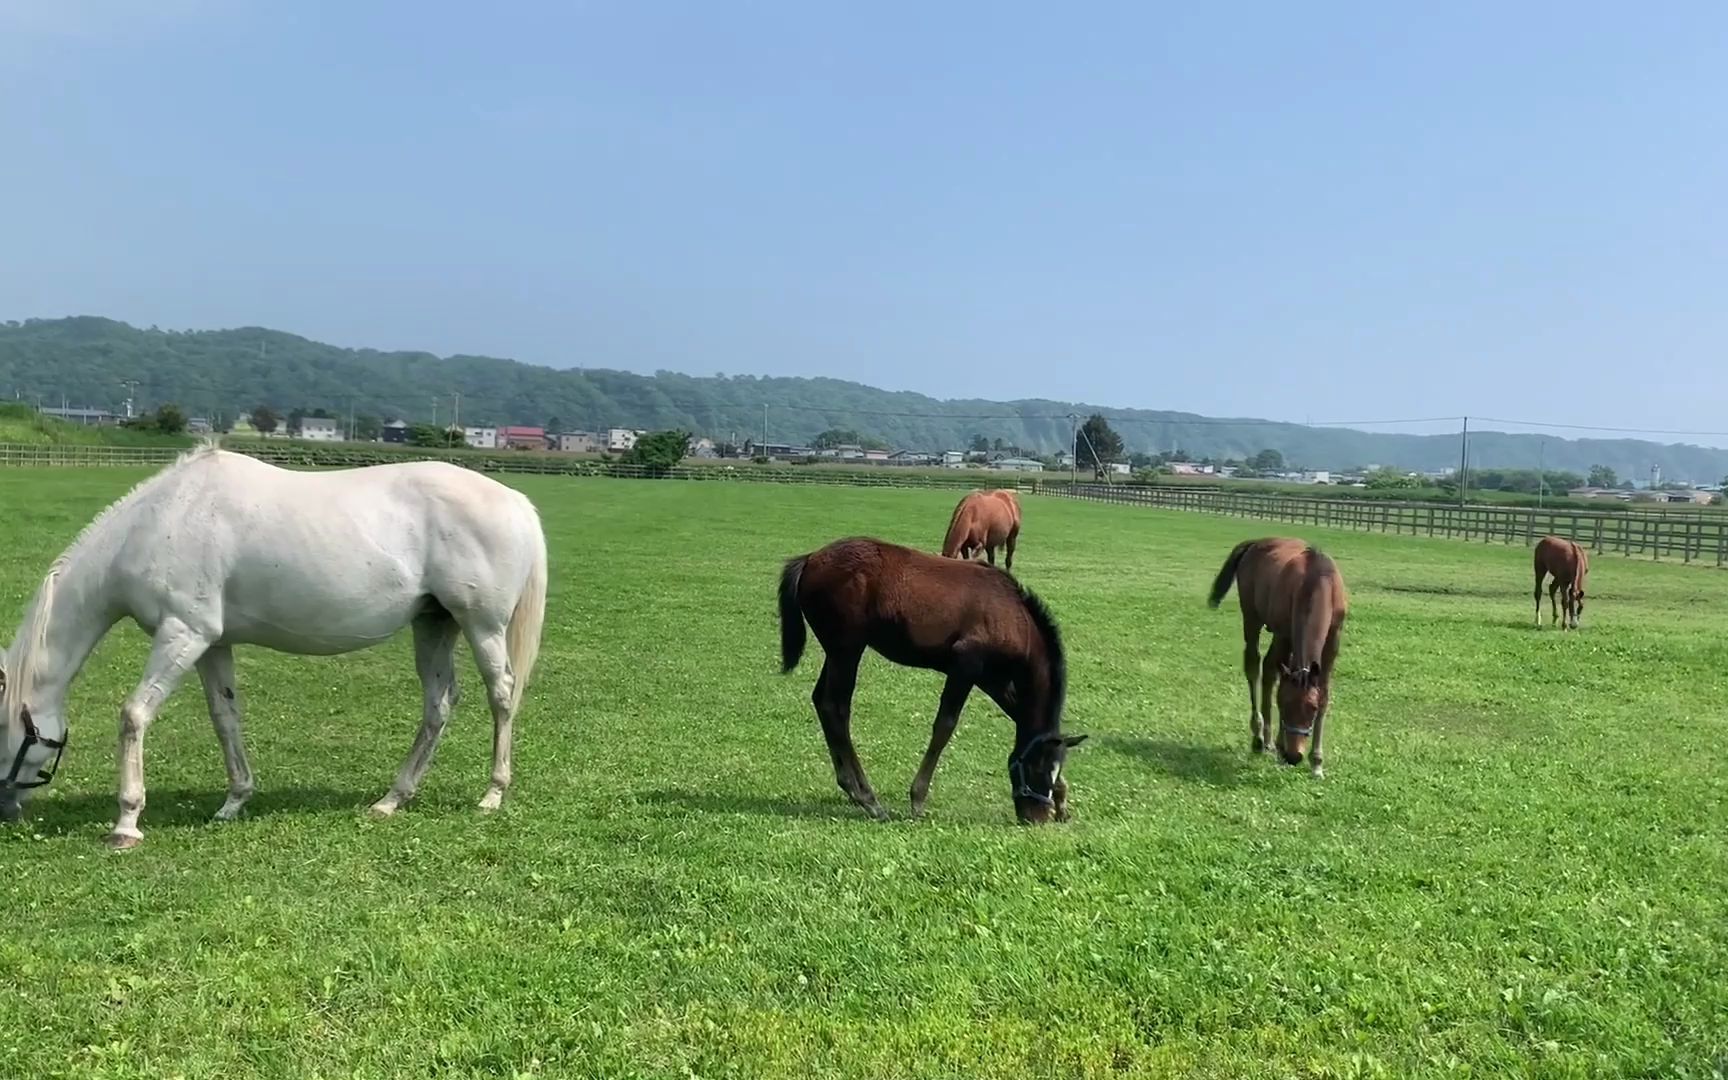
(3, 2), (1725, 438)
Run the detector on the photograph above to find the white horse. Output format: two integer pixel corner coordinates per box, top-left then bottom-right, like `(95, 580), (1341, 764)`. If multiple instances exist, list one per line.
(0, 443), (548, 849)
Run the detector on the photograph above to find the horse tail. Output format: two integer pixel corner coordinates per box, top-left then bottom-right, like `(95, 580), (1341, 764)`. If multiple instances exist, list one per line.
(505, 508), (549, 716)
(779, 555), (810, 673)
(942, 496), (975, 557)
(1208, 540), (1256, 608)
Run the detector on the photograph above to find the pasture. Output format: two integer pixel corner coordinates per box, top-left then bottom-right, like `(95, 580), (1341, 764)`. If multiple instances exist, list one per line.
(1, 470), (1724, 1079)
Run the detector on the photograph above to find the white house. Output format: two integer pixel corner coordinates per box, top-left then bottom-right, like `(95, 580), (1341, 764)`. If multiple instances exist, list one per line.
(989, 457), (1045, 472)
(464, 426), (498, 450)
(607, 428), (644, 452)
(942, 450), (967, 468)
(557, 431), (597, 453)
(298, 416), (341, 441)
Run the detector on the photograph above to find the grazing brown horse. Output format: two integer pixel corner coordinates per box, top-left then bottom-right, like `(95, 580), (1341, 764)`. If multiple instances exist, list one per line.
(1533, 535), (1589, 629)
(778, 536), (1084, 823)
(1208, 537), (1348, 777)
(942, 488), (1021, 571)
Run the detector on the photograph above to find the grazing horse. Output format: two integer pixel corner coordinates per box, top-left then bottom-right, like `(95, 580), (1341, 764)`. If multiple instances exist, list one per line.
(0, 444), (549, 849)
(1207, 537), (1347, 777)
(1533, 535), (1589, 629)
(778, 536), (1084, 823)
(942, 488), (1022, 571)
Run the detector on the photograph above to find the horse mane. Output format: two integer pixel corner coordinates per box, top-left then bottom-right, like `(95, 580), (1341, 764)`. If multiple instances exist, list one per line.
(3, 439), (221, 719)
(1014, 581), (1067, 721)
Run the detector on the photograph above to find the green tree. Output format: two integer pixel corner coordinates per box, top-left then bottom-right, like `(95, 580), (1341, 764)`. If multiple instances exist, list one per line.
(546, 415), (564, 433)
(1076, 414), (1125, 476)
(1250, 449), (1284, 473)
(251, 405), (279, 436)
(1588, 464), (1617, 488)
(153, 403), (187, 436)
(408, 424), (445, 447)
(286, 407), (307, 437)
(969, 434), (990, 453)
(353, 414), (381, 441)
(813, 428), (862, 449)
(626, 429), (691, 470)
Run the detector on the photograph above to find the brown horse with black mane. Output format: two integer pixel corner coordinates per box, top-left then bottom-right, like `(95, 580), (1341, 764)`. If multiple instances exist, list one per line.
(1208, 537), (1347, 777)
(779, 536), (1083, 823)
(942, 488), (1021, 571)
(1533, 534), (1589, 629)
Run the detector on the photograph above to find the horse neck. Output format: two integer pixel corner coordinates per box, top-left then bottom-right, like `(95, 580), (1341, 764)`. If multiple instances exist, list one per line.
(1289, 579), (1335, 673)
(6, 548), (122, 726)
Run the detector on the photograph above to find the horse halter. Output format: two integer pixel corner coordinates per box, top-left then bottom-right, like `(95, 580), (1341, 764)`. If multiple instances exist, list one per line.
(4, 706), (66, 791)
(1008, 732), (1061, 807)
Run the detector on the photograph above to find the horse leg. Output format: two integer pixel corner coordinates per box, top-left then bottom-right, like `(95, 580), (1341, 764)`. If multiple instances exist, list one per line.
(984, 541), (996, 567)
(197, 646), (255, 822)
(1259, 645), (1282, 756)
(909, 672), (974, 817)
(1309, 634), (1341, 780)
(1004, 526), (1019, 573)
(463, 620), (525, 814)
(814, 651), (886, 821)
(110, 618), (211, 849)
(1242, 618), (1266, 754)
(370, 611), (462, 817)
(1549, 581), (1561, 628)
(1533, 569), (1545, 627)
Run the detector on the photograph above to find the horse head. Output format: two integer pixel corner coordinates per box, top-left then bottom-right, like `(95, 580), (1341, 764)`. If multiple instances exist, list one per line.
(1275, 660), (1323, 765)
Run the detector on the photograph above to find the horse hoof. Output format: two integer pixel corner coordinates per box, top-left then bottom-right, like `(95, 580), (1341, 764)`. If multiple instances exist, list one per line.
(477, 790), (504, 814)
(104, 831), (143, 851)
(367, 798), (401, 819)
(865, 804), (891, 823)
(1311, 766), (1326, 780)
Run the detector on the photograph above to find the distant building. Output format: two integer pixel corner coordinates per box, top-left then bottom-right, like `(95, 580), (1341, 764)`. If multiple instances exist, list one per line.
(1053, 450), (1074, 469)
(943, 450), (967, 468)
(1301, 470), (1332, 485)
(381, 420), (409, 444)
(298, 416), (341, 441)
(888, 450), (939, 466)
(607, 428), (645, 452)
(990, 457), (1045, 472)
(498, 425), (546, 450)
(1106, 462), (1131, 476)
(691, 437), (718, 458)
(1170, 462), (1215, 476)
(186, 417), (212, 435)
(556, 431), (597, 453)
(464, 426), (498, 449)
(39, 406), (116, 426)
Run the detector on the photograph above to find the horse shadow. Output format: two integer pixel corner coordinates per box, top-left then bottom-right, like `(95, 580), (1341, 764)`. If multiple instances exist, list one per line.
(22, 785), (377, 833)
(1100, 735), (1260, 788)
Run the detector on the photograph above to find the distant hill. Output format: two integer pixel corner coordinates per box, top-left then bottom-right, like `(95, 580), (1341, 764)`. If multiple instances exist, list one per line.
(1, 316), (1723, 482)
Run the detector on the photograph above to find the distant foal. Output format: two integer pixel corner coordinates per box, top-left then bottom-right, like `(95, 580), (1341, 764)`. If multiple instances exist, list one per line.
(941, 489), (1022, 571)
(778, 536), (1083, 823)
(1208, 537), (1347, 778)
(1533, 535), (1589, 629)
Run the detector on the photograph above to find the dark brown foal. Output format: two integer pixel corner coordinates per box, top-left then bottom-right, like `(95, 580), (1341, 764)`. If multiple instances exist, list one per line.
(779, 537), (1083, 823)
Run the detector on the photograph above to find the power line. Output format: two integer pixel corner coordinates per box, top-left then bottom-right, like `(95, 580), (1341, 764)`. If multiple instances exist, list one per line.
(1473, 416), (1728, 439)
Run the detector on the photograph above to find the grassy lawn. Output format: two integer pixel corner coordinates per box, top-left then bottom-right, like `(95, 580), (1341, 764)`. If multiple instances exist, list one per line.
(1, 471), (1724, 1078)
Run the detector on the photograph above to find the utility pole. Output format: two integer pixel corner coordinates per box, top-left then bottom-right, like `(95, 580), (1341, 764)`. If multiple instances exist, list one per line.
(762, 403), (769, 457)
(1457, 416), (1469, 507)
(119, 379), (139, 419)
(431, 396), (439, 430)
(451, 391), (461, 447)
(1069, 413), (1079, 487)
(1537, 438), (1546, 510)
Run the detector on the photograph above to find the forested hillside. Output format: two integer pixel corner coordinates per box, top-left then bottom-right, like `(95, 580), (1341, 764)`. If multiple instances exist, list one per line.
(2, 316), (1722, 480)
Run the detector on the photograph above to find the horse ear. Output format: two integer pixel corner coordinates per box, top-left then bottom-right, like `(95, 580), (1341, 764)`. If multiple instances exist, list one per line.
(1062, 734), (1088, 749)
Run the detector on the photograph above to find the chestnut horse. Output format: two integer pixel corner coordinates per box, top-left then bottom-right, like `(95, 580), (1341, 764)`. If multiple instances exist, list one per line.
(942, 489), (1021, 571)
(778, 536), (1083, 823)
(1208, 537), (1347, 777)
(1533, 535), (1589, 629)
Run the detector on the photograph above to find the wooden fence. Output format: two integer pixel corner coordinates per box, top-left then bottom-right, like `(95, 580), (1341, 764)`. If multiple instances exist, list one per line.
(0, 442), (1019, 491)
(1040, 482), (1728, 566)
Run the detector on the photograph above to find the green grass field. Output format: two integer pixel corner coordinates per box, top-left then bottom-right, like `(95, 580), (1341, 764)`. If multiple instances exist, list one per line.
(1, 472), (1724, 1079)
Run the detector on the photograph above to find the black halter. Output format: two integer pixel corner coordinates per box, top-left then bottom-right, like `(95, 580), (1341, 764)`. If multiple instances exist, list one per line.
(4, 706), (66, 790)
(1008, 732), (1061, 807)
